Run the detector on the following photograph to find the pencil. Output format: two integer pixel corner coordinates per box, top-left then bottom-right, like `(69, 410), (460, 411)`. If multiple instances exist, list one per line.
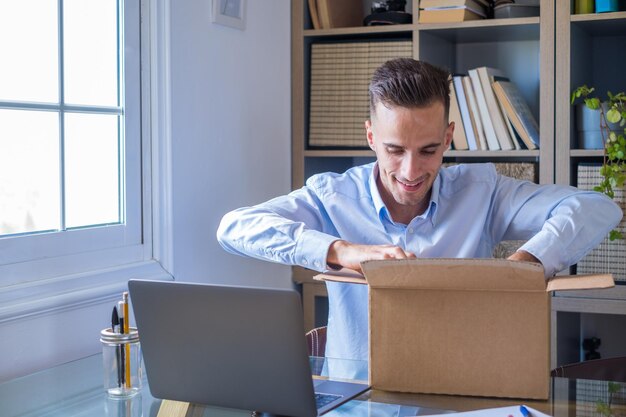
(123, 292), (131, 389)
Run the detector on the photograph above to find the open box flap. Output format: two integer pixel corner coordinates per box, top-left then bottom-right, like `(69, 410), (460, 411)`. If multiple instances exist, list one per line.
(360, 258), (546, 291)
(313, 268), (366, 285)
(315, 259), (616, 292)
(546, 274), (614, 292)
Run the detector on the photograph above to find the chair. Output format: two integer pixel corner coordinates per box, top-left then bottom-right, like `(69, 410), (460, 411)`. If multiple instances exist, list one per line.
(551, 357), (626, 383)
(305, 326), (327, 357)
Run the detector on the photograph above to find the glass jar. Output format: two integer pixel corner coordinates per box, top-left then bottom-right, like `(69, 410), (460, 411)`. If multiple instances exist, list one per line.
(100, 327), (142, 397)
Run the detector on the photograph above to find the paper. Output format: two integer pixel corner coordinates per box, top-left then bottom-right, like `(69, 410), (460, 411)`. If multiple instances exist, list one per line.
(419, 405), (552, 417)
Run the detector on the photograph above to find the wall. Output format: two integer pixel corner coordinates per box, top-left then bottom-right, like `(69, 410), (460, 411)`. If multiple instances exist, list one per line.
(0, 0), (292, 383)
(169, 0), (293, 288)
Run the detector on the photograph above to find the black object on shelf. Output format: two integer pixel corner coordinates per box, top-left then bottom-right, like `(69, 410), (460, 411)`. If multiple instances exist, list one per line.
(365, 0), (412, 26)
(583, 337), (602, 361)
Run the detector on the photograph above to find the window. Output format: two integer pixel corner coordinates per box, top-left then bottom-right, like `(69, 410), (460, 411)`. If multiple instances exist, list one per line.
(0, 0), (146, 287)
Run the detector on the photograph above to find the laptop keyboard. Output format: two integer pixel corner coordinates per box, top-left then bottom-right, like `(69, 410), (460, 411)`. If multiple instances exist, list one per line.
(315, 392), (343, 409)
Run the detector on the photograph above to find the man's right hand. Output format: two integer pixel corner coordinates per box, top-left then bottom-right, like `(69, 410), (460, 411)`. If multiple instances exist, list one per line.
(326, 240), (416, 274)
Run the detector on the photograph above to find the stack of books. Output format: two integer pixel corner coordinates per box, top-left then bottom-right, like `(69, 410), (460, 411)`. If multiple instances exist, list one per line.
(418, 0), (489, 23)
(448, 66), (539, 151)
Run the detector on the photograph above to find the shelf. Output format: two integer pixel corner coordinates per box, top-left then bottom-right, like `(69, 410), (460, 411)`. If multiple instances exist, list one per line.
(416, 17), (540, 42)
(445, 150), (540, 158)
(553, 287), (626, 315)
(304, 150), (540, 158)
(305, 150), (374, 157)
(570, 11), (626, 35)
(570, 149), (605, 157)
(555, 284), (626, 302)
(303, 24), (413, 38)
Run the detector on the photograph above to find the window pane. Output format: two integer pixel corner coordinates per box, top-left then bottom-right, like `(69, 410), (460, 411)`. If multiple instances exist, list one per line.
(64, 113), (120, 228)
(64, 0), (118, 106)
(0, 0), (58, 103)
(0, 110), (60, 235)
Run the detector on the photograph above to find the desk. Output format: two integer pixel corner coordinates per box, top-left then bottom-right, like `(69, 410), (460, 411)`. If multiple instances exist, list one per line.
(1, 354), (625, 417)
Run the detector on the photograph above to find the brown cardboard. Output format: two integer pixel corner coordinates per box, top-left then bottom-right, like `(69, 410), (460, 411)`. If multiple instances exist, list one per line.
(314, 258), (614, 400)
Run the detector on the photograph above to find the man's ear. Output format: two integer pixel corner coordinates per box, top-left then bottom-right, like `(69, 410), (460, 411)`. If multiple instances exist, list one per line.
(365, 120), (375, 150)
(444, 121), (454, 149)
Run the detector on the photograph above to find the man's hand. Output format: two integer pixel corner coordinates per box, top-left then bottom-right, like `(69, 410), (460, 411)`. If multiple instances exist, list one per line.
(326, 240), (416, 274)
(507, 250), (541, 265)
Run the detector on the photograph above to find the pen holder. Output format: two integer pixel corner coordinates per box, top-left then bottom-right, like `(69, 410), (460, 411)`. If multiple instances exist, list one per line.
(101, 327), (142, 398)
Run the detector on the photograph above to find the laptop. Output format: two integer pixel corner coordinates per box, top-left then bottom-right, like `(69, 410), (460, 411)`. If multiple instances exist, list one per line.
(128, 279), (369, 417)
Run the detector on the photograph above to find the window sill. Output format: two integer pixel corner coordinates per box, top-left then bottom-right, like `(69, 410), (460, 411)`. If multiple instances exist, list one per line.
(0, 260), (173, 324)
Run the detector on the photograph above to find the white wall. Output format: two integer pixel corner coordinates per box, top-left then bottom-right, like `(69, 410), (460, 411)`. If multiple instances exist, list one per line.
(169, 0), (293, 288)
(0, 0), (292, 383)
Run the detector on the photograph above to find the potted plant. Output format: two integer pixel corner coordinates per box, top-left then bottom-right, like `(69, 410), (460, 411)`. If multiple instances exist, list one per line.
(571, 85), (626, 240)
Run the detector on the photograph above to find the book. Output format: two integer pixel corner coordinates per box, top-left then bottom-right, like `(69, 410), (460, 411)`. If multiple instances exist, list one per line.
(492, 81), (540, 150)
(462, 75), (487, 150)
(448, 78), (469, 150)
(308, 0), (321, 29)
(316, 0), (363, 29)
(418, 6), (485, 23)
(497, 91), (522, 150)
(419, 0), (487, 13)
(468, 69), (500, 150)
(452, 75), (477, 150)
(476, 67), (515, 150)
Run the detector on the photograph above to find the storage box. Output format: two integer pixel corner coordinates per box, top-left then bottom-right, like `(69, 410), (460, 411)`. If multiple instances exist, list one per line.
(315, 258), (614, 399)
(494, 4), (540, 18)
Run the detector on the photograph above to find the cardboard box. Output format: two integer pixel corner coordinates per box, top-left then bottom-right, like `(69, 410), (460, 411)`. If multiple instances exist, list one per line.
(315, 258), (614, 399)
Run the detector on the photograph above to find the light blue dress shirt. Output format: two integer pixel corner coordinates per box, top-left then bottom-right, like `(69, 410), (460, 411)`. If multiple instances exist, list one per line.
(217, 162), (622, 365)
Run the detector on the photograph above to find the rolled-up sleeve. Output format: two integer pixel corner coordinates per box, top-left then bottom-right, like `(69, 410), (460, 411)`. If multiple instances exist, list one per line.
(216, 186), (340, 272)
(492, 174), (623, 277)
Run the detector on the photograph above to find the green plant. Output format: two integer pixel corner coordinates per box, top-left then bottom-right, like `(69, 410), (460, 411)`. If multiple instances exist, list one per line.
(596, 382), (623, 417)
(571, 85), (626, 241)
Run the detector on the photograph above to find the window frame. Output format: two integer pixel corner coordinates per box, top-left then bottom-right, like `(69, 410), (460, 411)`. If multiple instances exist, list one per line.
(0, 0), (172, 316)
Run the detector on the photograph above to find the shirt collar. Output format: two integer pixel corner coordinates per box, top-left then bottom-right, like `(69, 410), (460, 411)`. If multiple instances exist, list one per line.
(369, 162), (441, 226)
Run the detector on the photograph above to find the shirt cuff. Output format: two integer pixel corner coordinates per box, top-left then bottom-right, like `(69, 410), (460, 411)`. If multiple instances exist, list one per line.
(519, 230), (568, 277)
(294, 229), (340, 272)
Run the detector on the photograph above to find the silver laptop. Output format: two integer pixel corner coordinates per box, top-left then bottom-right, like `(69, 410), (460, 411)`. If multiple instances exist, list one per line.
(128, 279), (369, 417)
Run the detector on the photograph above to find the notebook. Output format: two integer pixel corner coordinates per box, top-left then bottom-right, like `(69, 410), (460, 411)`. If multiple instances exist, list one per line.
(128, 279), (369, 417)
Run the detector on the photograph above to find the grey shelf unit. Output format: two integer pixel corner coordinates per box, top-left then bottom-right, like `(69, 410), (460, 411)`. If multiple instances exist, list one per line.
(552, 3), (626, 367)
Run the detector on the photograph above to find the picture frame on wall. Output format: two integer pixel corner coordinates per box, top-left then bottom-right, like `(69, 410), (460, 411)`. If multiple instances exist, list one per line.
(212, 0), (246, 30)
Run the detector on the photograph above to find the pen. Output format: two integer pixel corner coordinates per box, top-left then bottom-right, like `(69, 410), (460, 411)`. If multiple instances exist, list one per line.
(117, 300), (126, 386)
(111, 306), (122, 388)
(123, 292), (131, 389)
(520, 405), (530, 417)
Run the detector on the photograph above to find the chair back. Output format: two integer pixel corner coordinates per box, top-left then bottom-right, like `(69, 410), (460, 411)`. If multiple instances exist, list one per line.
(305, 326), (327, 357)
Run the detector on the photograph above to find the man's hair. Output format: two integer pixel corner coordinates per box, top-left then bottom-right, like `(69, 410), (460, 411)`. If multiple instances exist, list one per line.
(368, 58), (451, 121)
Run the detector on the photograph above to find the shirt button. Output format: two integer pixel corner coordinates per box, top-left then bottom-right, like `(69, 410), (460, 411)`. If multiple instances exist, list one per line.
(303, 259), (308, 265)
(314, 261), (321, 268)
(408, 228), (414, 234)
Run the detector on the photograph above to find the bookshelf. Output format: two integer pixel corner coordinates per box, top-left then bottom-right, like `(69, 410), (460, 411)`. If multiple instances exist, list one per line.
(293, 0), (554, 189)
(292, 0), (624, 366)
(552, 2), (626, 367)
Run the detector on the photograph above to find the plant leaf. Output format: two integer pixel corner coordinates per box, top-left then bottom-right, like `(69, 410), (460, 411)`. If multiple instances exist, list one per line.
(610, 230), (623, 241)
(586, 97), (600, 110)
(607, 108), (621, 124)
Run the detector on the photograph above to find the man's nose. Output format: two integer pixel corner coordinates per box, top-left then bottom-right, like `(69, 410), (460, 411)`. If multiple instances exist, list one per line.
(401, 153), (420, 182)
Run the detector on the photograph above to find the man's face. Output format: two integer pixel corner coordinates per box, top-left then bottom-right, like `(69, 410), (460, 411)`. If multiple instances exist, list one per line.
(365, 101), (453, 223)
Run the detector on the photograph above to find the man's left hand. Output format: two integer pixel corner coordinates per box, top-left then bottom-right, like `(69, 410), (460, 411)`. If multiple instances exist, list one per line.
(507, 250), (541, 265)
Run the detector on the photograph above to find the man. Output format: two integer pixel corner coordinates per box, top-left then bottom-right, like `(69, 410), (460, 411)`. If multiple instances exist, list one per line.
(217, 58), (622, 363)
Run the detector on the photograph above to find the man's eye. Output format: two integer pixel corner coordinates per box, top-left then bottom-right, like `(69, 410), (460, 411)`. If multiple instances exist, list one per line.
(422, 150), (436, 155)
(386, 148), (402, 155)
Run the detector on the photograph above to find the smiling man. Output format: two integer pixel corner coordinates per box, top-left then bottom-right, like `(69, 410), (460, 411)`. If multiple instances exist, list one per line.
(217, 58), (622, 365)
